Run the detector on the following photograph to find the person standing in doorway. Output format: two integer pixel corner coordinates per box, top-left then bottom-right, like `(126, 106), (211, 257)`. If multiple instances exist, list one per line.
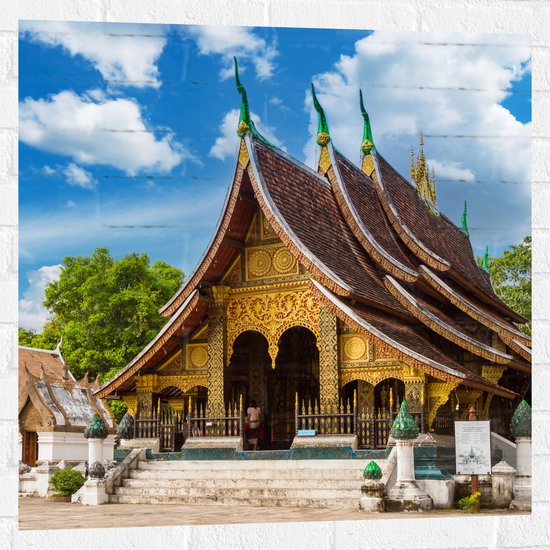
(247, 400), (261, 450)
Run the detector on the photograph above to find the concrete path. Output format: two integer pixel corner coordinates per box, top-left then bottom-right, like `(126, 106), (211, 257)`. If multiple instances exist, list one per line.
(19, 498), (527, 531)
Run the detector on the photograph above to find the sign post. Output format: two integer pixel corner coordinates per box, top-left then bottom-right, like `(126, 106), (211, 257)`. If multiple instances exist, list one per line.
(454, 406), (491, 512)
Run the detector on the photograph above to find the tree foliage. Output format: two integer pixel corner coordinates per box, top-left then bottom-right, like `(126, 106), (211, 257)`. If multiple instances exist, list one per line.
(488, 236), (531, 336)
(19, 248), (184, 380)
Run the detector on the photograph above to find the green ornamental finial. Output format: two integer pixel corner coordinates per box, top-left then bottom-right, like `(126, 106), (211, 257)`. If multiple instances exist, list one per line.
(234, 57), (251, 138)
(359, 90), (375, 155)
(510, 399), (531, 438)
(461, 201), (469, 236)
(363, 460), (383, 480)
(390, 400), (419, 440)
(117, 411), (134, 440)
(84, 413), (108, 439)
(311, 83), (330, 146)
(482, 246), (490, 273)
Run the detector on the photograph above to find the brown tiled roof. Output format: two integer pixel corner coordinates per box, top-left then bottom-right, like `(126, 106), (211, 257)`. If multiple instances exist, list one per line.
(332, 150), (418, 278)
(374, 153), (504, 298)
(249, 138), (406, 314)
(18, 347), (67, 395)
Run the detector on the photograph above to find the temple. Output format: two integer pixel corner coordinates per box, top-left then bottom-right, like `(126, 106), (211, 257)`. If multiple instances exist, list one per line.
(96, 60), (531, 451)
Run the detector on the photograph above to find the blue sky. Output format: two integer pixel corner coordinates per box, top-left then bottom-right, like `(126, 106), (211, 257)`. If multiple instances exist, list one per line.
(18, 23), (531, 330)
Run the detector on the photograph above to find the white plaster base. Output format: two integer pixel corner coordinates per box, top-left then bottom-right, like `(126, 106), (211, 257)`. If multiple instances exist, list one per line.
(35, 433), (116, 463)
(183, 436), (243, 451)
(359, 481), (385, 512)
(416, 479), (455, 509)
(491, 461), (516, 508)
(385, 481), (433, 512)
(510, 475), (532, 511)
(80, 479), (108, 506)
(291, 435), (357, 449)
(120, 438), (160, 454)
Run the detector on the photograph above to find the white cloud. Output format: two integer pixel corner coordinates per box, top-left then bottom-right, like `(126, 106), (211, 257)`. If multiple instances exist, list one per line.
(19, 90), (184, 175)
(427, 159), (475, 183)
(19, 265), (62, 331)
(66, 200), (76, 208)
(209, 108), (284, 160)
(63, 163), (96, 189)
(187, 26), (277, 80)
(21, 21), (166, 88)
(304, 31), (531, 250)
(42, 165), (55, 176)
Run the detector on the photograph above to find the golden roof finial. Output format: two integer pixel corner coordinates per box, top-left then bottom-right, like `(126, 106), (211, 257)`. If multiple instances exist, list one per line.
(410, 131), (437, 208)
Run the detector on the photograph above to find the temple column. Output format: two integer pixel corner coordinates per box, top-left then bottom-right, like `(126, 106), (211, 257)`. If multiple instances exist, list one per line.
(207, 286), (230, 417)
(318, 306), (339, 410)
(135, 375), (158, 416)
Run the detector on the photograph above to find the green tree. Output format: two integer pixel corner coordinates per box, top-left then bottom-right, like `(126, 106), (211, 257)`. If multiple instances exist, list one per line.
(487, 236), (531, 336)
(20, 248), (184, 380)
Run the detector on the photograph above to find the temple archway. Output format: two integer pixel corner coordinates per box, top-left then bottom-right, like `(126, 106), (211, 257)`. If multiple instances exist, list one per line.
(267, 327), (320, 449)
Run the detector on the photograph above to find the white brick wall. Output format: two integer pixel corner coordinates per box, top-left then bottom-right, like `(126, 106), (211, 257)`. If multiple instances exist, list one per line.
(3, 1), (548, 548)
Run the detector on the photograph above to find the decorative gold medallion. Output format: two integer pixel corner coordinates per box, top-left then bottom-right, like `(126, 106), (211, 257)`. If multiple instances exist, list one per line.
(344, 335), (367, 361)
(190, 345), (208, 369)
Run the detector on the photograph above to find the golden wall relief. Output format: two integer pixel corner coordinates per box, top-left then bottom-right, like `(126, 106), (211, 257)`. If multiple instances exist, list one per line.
(186, 343), (209, 370)
(318, 306), (339, 406)
(245, 243), (300, 281)
(157, 350), (183, 373)
(226, 287), (320, 368)
(260, 211), (278, 240)
(155, 373), (208, 395)
(221, 255), (241, 284)
(427, 382), (458, 430)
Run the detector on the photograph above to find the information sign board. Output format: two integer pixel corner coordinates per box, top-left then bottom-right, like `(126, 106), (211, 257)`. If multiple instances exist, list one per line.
(454, 421), (491, 475)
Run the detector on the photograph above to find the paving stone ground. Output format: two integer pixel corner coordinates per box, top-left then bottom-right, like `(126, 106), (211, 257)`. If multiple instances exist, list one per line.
(18, 498), (527, 531)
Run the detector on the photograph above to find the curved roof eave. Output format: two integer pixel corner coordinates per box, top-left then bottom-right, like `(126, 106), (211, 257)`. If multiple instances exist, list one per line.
(370, 150), (451, 272)
(326, 143), (419, 282)
(159, 156), (245, 318)
(308, 279), (515, 398)
(96, 290), (201, 398)
(246, 135), (354, 298)
(384, 275), (515, 366)
(419, 265), (531, 348)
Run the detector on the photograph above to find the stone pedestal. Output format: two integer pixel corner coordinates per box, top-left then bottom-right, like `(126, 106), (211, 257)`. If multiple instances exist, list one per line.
(491, 461), (516, 508)
(88, 438), (104, 468)
(511, 436), (532, 511)
(386, 440), (433, 512)
(359, 480), (385, 512)
(80, 479), (108, 506)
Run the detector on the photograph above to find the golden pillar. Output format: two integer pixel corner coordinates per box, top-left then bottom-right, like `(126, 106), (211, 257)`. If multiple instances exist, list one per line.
(318, 306), (339, 409)
(207, 286), (230, 417)
(135, 374), (158, 416)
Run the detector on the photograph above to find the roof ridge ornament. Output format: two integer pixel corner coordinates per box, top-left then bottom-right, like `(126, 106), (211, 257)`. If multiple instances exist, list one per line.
(410, 132), (437, 208)
(359, 90), (376, 177)
(234, 57), (251, 138)
(311, 83), (331, 146)
(461, 201), (469, 236)
(482, 246), (490, 273)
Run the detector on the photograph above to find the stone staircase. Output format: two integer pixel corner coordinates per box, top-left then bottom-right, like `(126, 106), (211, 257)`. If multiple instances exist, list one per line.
(109, 458), (379, 510)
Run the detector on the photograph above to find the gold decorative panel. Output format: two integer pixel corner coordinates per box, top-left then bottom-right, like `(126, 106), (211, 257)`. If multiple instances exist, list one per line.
(245, 243), (299, 281)
(186, 343), (208, 370)
(341, 364), (408, 387)
(260, 212), (278, 240)
(157, 350), (183, 373)
(427, 382), (458, 430)
(156, 373), (208, 394)
(207, 293), (227, 417)
(319, 306), (339, 406)
(238, 139), (249, 169)
(226, 287), (320, 368)
(340, 334), (369, 362)
(121, 394), (138, 416)
(221, 255), (241, 283)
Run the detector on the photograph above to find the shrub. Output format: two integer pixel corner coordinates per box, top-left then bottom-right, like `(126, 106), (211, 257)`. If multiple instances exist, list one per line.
(49, 468), (85, 496)
(457, 491), (481, 513)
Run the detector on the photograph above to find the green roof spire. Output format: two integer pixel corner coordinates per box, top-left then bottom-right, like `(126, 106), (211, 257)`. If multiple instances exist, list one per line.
(311, 83), (331, 146)
(234, 57), (251, 138)
(482, 246), (490, 273)
(390, 400), (419, 440)
(461, 201), (469, 236)
(510, 399), (531, 438)
(359, 90), (375, 155)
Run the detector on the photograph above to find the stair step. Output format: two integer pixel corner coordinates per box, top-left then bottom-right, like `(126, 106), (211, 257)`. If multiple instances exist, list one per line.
(130, 469), (364, 481)
(137, 459), (374, 471)
(114, 486), (360, 499)
(122, 478), (361, 490)
(109, 494), (360, 510)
